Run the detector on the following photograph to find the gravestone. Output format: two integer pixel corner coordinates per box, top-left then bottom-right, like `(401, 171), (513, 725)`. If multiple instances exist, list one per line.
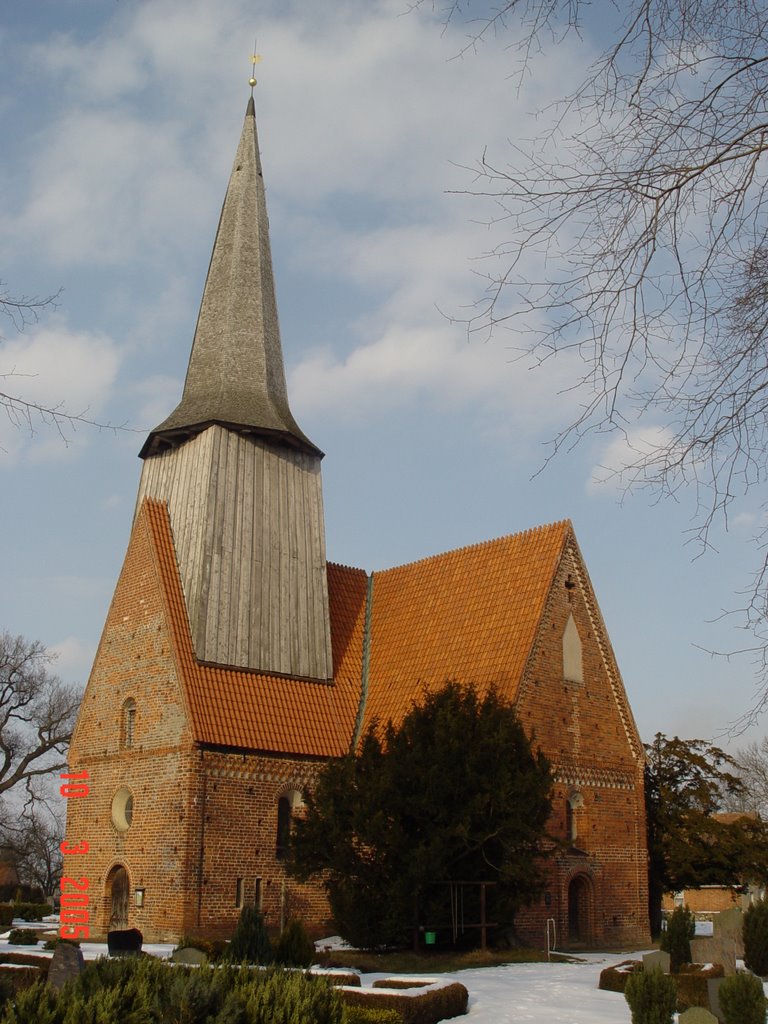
(678, 1007), (718, 1024)
(707, 977), (726, 1023)
(107, 927), (143, 956)
(690, 937), (736, 976)
(714, 908), (743, 956)
(642, 949), (671, 973)
(47, 941), (85, 991)
(170, 946), (208, 966)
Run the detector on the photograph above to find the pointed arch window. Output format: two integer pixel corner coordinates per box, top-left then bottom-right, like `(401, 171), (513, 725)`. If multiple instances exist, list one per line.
(121, 699), (136, 749)
(563, 614), (584, 684)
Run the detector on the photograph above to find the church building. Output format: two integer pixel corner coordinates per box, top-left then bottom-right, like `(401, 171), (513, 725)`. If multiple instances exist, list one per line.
(65, 92), (650, 950)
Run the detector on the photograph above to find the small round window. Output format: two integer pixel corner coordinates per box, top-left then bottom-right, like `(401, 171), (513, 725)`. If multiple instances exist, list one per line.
(111, 788), (134, 831)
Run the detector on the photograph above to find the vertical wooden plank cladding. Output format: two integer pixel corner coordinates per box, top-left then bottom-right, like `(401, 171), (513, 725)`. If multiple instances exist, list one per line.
(137, 425), (333, 678)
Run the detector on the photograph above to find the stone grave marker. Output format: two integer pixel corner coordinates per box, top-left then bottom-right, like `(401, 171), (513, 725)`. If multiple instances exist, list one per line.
(642, 949), (671, 973)
(690, 937), (736, 976)
(714, 907), (743, 956)
(707, 977), (726, 1023)
(47, 940), (85, 991)
(678, 1007), (718, 1024)
(170, 946), (208, 966)
(107, 927), (143, 957)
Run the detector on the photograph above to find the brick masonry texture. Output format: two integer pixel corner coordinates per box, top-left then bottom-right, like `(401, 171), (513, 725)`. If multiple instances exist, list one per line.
(66, 506), (650, 947)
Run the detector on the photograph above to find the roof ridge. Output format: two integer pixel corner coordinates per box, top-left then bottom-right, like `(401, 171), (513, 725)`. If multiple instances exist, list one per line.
(373, 518), (573, 575)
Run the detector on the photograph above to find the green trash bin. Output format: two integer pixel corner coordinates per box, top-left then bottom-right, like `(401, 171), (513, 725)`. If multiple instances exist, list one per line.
(424, 931), (436, 946)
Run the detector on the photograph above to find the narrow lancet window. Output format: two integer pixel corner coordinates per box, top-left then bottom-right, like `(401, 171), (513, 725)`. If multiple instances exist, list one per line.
(563, 614), (584, 684)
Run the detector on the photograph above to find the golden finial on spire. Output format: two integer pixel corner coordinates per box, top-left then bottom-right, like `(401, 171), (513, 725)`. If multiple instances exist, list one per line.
(249, 42), (263, 95)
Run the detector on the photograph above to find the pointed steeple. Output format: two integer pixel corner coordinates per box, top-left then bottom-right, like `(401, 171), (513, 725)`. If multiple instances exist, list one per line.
(135, 94), (333, 680)
(140, 96), (320, 459)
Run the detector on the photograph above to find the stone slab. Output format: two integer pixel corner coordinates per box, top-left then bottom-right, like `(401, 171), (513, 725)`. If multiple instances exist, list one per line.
(170, 946), (208, 966)
(690, 937), (736, 976)
(714, 908), (744, 955)
(642, 949), (671, 973)
(707, 977), (725, 1023)
(107, 927), (143, 957)
(678, 1007), (718, 1024)
(47, 941), (85, 991)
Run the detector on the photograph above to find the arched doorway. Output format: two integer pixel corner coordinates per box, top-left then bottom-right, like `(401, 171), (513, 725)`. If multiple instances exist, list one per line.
(567, 874), (593, 944)
(106, 865), (130, 930)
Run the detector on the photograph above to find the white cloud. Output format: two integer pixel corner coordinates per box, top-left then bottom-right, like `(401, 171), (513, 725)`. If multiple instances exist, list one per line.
(587, 427), (676, 494)
(48, 635), (93, 687)
(0, 324), (121, 464)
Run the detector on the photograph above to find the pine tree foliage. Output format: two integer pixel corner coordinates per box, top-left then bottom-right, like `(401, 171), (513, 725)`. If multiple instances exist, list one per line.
(644, 734), (768, 934)
(659, 905), (694, 973)
(624, 969), (677, 1024)
(719, 970), (767, 1024)
(744, 898), (768, 977)
(290, 681), (553, 948)
(274, 919), (315, 968)
(224, 905), (273, 965)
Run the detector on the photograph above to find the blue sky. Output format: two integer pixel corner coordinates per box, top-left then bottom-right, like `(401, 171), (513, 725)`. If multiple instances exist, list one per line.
(0, 0), (765, 753)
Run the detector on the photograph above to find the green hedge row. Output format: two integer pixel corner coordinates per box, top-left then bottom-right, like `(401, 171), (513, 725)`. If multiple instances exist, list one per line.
(340, 981), (468, 1024)
(0, 904), (49, 924)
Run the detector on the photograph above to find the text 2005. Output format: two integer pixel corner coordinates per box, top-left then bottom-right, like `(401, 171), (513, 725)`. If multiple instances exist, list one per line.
(59, 771), (90, 940)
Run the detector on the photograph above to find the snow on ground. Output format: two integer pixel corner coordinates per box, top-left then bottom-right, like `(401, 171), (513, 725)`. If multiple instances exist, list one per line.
(0, 921), (746, 1022)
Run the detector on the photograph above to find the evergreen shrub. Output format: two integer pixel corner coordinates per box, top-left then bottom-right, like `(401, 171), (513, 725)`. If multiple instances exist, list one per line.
(7, 930), (37, 947)
(0, 957), (345, 1024)
(225, 905), (274, 964)
(719, 970), (767, 1024)
(13, 905), (50, 923)
(744, 898), (768, 976)
(0, 908), (13, 927)
(275, 918), (315, 967)
(659, 906), (694, 971)
(624, 968), (677, 1024)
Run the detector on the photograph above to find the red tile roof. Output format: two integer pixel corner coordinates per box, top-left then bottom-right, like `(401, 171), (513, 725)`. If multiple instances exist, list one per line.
(142, 499), (364, 758)
(141, 498), (571, 757)
(361, 522), (572, 735)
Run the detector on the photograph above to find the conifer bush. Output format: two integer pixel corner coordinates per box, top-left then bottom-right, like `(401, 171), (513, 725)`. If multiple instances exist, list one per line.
(744, 898), (768, 976)
(6, 931), (37, 947)
(275, 918), (315, 967)
(0, 957), (345, 1024)
(659, 905), (694, 972)
(624, 968), (677, 1024)
(225, 904), (274, 964)
(719, 970), (767, 1024)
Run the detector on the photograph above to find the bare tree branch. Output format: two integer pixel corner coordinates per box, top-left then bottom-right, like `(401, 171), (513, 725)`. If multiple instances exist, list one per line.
(418, 0), (768, 716)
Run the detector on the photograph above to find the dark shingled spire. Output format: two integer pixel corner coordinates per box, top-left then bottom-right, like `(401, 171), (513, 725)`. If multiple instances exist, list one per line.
(140, 96), (321, 459)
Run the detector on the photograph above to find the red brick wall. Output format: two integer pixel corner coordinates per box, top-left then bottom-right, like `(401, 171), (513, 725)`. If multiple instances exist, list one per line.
(65, 513), (198, 941)
(192, 749), (331, 939)
(67, 517), (649, 948)
(514, 540), (650, 948)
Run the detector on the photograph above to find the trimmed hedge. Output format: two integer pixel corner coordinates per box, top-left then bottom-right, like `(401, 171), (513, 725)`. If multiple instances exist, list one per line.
(7, 931), (37, 947)
(598, 960), (641, 994)
(344, 1008), (403, 1024)
(674, 963), (725, 1011)
(12, 904), (50, 923)
(0, 908), (12, 927)
(311, 971), (362, 988)
(598, 961), (724, 1012)
(340, 981), (468, 1024)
